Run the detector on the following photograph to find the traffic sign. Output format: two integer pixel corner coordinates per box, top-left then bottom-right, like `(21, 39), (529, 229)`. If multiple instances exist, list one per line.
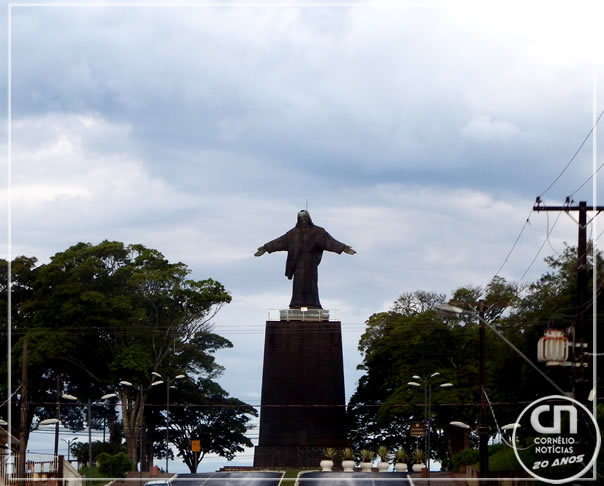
(410, 421), (425, 437)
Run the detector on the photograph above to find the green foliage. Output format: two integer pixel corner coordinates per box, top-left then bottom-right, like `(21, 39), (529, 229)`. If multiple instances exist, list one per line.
(0, 241), (236, 470)
(96, 452), (132, 478)
(71, 441), (124, 464)
(488, 443), (505, 456)
(376, 446), (389, 461)
(359, 449), (374, 462)
(348, 304), (478, 457)
(322, 448), (337, 459)
(341, 447), (354, 460)
(281, 469), (306, 486)
(77, 465), (106, 486)
(486, 446), (528, 473)
(394, 448), (408, 463)
(411, 449), (425, 464)
(348, 245), (604, 465)
(163, 377), (257, 473)
(450, 448), (479, 471)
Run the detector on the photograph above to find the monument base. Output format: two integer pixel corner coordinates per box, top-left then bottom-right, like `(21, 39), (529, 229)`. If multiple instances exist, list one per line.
(253, 445), (331, 468)
(253, 318), (346, 468)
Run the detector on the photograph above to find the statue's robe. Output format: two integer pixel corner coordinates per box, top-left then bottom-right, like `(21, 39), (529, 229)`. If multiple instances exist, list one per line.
(263, 224), (347, 309)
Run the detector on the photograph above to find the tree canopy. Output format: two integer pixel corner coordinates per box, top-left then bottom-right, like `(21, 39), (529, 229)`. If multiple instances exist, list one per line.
(348, 246), (603, 467)
(1, 240), (252, 471)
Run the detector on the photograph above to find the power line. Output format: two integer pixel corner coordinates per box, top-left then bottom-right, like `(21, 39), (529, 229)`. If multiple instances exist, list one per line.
(538, 108), (604, 199)
(493, 109), (604, 282)
(492, 209), (533, 279)
(570, 160), (604, 197)
(518, 210), (564, 283)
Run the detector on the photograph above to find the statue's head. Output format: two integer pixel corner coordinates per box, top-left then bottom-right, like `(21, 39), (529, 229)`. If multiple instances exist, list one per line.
(297, 210), (313, 226)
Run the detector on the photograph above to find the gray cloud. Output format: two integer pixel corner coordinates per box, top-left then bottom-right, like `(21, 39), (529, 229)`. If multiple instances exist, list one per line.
(9, 5), (602, 199)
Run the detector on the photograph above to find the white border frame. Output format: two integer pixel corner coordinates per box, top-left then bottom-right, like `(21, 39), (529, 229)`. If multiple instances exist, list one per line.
(5, 1), (600, 482)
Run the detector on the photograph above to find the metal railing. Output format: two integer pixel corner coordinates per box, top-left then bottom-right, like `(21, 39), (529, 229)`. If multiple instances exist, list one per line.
(268, 308), (338, 322)
(0, 453), (64, 486)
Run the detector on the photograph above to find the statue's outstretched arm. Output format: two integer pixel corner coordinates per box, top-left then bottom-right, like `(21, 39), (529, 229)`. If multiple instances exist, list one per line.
(343, 245), (356, 255)
(255, 246), (268, 257)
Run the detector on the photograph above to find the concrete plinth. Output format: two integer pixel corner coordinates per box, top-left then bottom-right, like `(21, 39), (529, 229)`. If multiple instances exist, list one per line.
(253, 319), (346, 468)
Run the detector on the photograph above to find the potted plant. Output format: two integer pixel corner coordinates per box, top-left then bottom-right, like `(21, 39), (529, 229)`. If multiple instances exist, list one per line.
(376, 446), (390, 472)
(411, 449), (425, 473)
(341, 447), (355, 472)
(393, 449), (408, 472)
(320, 448), (337, 472)
(359, 449), (374, 472)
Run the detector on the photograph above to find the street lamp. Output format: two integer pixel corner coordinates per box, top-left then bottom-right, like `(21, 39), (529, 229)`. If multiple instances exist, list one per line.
(120, 375), (169, 476)
(435, 300), (566, 481)
(151, 372), (186, 473)
(61, 437), (78, 462)
(58, 393), (118, 481)
(451, 421), (521, 450)
(450, 421), (470, 429)
(52, 394), (78, 457)
(38, 418), (60, 426)
(407, 374), (453, 476)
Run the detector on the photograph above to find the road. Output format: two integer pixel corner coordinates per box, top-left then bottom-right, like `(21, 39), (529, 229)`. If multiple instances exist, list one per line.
(299, 472), (410, 486)
(171, 472), (284, 486)
(169, 471), (411, 486)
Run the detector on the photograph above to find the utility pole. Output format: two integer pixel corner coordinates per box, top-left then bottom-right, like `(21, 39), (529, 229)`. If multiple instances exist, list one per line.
(478, 300), (489, 481)
(18, 336), (28, 486)
(533, 199), (603, 399)
(54, 375), (60, 458)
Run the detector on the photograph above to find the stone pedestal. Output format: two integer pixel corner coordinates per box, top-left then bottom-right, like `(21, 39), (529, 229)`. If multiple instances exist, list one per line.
(253, 319), (347, 468)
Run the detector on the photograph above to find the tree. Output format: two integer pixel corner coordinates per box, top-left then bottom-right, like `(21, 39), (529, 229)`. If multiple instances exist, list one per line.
(348, 307), (478, 461)
(96, 452), (132, 478)
(13, 241), (232, 469)
(71, 440), (124, 465)
(0, 256), (55, 464)
(162, 377), (256, 472)
(349, 244), (604, 466)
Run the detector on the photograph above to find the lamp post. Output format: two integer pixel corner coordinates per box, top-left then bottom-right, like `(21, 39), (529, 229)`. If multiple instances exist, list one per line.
(61, 437), (78, 462)
(435, 300), (566, 482)
(58, 393), (116, 481)
(52, 394), (78, 458)
(120, 376), (165, 476)
(451, 421), (520, 449)
(151, 373), (185, 473)
(408, 373), (453, 476)
(435, 301), (488, 479)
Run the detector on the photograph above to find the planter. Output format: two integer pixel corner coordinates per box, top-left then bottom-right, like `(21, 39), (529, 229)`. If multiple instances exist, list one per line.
(342, 460), (355, 472)
(394, 462), (407, 472)
(377, 461), (389, 472)
(412, 463), (425, 473)
(320, 459), (334, 472)
(360, 461), (372, 472)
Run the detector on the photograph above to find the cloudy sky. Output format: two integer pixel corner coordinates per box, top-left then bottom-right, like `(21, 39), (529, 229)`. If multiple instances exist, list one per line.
(3, 0), (604, 471)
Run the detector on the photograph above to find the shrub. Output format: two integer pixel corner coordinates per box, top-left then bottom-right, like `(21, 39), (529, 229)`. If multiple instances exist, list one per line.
(341, 448), (354, 460)
(360, 449), (374, 462)
(451, 448), (480, 472)
(411, 449), (425, 464)
(376, 446), (389, 461)
(322, 447), (337, 460)
(488, 443), (505, 456)
(394, 449), (408, 463)
(71, 441), (124, 464)
(96, 452), (132, 478)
